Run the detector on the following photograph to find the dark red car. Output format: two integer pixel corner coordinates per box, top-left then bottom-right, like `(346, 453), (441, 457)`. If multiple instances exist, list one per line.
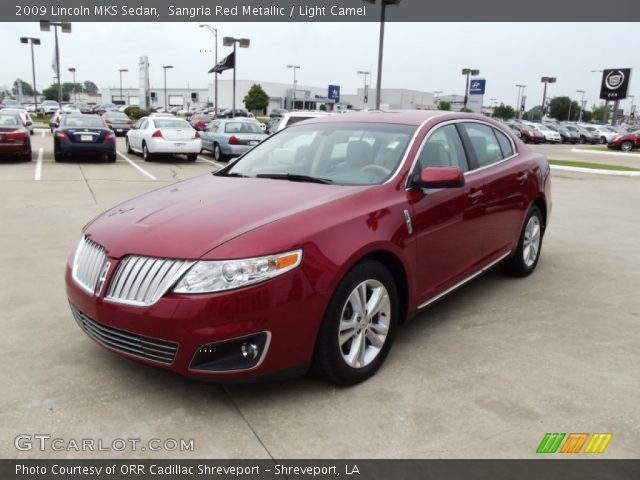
(506, 123), (544, 144)
(65, 111), (551, 385)
(607, 132), (640, 152)
(190, 114), (213, 131)
(0, 112), (32, 161)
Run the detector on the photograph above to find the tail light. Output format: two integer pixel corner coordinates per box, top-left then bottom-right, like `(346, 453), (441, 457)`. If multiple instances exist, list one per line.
(228, 135), (240, 145)
(127, 119), (133, 124)
(152, 130), (163, 138)
(4, 131), (27, 141)
(104, 132), (115, 141)
(55, 132), (69, 140)
(104, 119), (112, 124)
(194, 131), (200, 139)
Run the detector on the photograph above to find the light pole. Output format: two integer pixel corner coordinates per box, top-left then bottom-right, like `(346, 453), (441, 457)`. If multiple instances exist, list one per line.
(357, 70), (370, 109)
(118, 69), (128, 106)
(200, 24), (218, 116)
(363, 0), (401, 110)
(287, 65), (300, 110)
(19, 37), (40, 113)
(515, 84), (526, 120)
(540, 76), (556, 121)
(222, 36), (250, 118)
(461, 68), (480, 110)
(39, 21), (71, 104)
(433, 90), (442, 109)
(68, 67), (76, 103)
(629, 95), (635, 123)
(576, 90), (586, 122)
(163, 65), (173, 110)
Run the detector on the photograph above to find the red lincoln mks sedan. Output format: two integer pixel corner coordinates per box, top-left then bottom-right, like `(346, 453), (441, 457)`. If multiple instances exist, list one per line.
(66, 111), (551, 385)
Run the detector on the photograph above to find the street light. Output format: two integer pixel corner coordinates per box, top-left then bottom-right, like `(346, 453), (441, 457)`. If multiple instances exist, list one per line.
(461, 68), (480, 110)
(162, 65), (173, 110)
(576, 89), (586, 122)
(19, 37), (40, 113)
(357, 70), (370, 109)
(515, 84), (526, 120)
(287, 65), (300, 110)
(363, 0), (401, 110)
(223, 36), (250, 117)
(200, 24), (218, 116)
(629, 95), (635, 123)
(40, 21), (71, 104)
(119, 69), (128, 106)
(68, 67), (76, 103)
(540, 76), (556, 120)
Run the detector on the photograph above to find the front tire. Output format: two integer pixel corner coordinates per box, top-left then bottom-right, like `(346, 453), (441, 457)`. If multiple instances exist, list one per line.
(621, 141), (633, 152)
(313, 260), (398, 385)
(600, 136), (607, 144)
(501, 205), (544, 277)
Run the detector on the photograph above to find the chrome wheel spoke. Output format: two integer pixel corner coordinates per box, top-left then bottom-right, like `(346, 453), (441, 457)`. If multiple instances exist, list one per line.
(366, 287), (387, 319)
(365, 328), (384, 349)
(369, 321), (389, 337)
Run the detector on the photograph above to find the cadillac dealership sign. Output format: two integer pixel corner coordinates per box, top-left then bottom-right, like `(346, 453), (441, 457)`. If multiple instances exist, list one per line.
(600, 68), (632, 100)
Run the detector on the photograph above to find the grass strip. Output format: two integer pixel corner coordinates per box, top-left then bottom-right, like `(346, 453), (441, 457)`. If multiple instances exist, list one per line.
(548, 159), (640, 171)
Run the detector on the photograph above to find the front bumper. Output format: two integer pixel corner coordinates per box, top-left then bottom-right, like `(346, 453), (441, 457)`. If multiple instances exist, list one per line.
(65, 257), (325, 380)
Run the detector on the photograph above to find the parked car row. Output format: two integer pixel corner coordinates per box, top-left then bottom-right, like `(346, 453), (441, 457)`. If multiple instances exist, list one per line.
(501, 119), (634, 145)
(0, 112), (32, 162)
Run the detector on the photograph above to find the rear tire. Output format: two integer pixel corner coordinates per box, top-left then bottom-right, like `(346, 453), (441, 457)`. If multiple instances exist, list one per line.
(501, 205), (544, 278)
(142, 142), (152, 161)
(213, 143), (227, 162)
(187, 154), (197, 162)
(108, 153), (117, 163)
(22, 149), (32, 162)
(126, 137), (133, 154)
(522, 136), (529, 144)
(313, 260), (398, 385)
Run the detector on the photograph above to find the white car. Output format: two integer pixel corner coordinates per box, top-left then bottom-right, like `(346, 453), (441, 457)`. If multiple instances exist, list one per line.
(582, 124), (617, 144)
(126, 116), (202, 161)
(40, 100), (60, 115)
(526, 122), (560, 143)
(0, 108), (34, 135)
(265, 111), (334, 135)
(50, 108), (80, 132)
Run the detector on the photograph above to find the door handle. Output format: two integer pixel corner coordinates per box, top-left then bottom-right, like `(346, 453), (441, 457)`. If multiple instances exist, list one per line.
(516, 171), (528, 182)
(468, 189), (484, 200)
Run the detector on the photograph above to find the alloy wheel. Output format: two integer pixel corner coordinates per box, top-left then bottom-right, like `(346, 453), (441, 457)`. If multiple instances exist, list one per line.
(522, 215), (541, 267)
(621, 141), (633, 152)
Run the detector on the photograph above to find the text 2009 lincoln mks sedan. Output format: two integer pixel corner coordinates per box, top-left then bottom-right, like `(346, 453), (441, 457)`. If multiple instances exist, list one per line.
(66, 111), (551, 385)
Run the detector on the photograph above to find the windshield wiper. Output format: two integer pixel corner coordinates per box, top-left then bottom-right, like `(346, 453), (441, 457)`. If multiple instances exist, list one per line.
(256, 173), (333, 184)
(218, 171), (249, 178)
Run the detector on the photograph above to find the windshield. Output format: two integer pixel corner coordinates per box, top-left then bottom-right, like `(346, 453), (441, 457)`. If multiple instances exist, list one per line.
(222, 122), (416, 186)
(62, 116), (106, 128)
(224, 122), (263, 134)
(153, 119), (191, 129)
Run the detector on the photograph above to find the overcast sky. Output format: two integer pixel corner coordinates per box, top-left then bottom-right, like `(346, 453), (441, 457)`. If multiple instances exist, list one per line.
(2, 22), (639, 110)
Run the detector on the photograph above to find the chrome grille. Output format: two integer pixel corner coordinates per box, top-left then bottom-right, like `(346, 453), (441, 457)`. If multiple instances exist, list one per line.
(72, 236), (107, 295)
(70, 304), (178, 364)
(106, 256), (195, 306)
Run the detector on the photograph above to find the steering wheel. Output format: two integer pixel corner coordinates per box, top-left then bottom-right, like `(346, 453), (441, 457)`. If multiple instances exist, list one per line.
(360, 164), (391, 176)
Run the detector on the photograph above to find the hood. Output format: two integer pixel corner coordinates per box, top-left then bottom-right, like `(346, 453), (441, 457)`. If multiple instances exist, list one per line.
(85, 174), (362, 259)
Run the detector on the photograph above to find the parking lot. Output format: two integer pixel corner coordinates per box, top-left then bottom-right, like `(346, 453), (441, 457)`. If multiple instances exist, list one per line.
(1, 136), (639, 459)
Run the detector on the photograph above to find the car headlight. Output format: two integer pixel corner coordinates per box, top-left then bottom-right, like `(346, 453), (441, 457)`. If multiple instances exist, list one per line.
(612, 136), (621, 142)
(173, 249), (303, 294)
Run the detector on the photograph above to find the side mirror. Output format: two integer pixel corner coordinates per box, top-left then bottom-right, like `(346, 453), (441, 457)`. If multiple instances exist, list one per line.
(416, 167), (465, 189)
(26, 121), (33, 126)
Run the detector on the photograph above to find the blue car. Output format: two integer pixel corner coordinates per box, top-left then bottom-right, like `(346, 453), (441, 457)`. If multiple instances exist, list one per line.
(54, 114), (116, 162)
(200, 118), (267, 162)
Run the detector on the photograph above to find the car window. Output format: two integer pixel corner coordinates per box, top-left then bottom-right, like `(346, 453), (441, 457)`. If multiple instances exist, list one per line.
(154, 119), (191, 129)
(63, 116), (106, 128)
(224, 122), (263, 134)
(140, 119), (148, 130)
(416, 124), (469, 172)
(462, 123), (505, 168)
(493, 129), (514, 157)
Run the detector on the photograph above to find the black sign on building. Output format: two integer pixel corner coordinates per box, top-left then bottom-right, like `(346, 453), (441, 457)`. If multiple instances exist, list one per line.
(599, 68), (632, 100)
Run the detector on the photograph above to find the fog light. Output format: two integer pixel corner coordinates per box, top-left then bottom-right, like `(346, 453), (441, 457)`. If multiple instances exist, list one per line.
(241, 342), (259, 360)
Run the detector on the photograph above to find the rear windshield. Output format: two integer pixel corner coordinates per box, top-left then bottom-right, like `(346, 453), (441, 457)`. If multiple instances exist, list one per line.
(105, 113), (129, 120)
(0, 113), (20, 125)
(153, 119), (191, 129)
(224, 122), (263, 134)
(62, 116), (106, 128)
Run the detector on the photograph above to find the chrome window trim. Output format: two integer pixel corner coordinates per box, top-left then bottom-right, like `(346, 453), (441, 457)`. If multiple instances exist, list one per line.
(383, 118), (432, 185)
(417, 250), (512, 310)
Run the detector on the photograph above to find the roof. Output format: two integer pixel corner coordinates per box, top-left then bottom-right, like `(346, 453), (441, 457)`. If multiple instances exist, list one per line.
(301, 110), (483, 126)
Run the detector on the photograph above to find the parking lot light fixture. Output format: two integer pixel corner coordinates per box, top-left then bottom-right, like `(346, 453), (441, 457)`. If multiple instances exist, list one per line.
(461, 68), (480, 110)
(68, 68), (76, 103)
(20, 37), (40, 114)
(119, 69), (128, 107)
(576, 90), (586, 122)
(40, 21), (71, 104)
(515, 84), (526, 120)
(540, 76), (556, 120)
(357, 70), (370, 109)
(363, 0), (401, 110)
(200, 25), (218, 116)
(222, 36), (250, 118)
(162, 66), (173, 111)
(287, 65), (300, 110)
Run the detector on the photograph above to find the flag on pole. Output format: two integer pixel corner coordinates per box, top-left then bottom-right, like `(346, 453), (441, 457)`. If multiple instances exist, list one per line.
(208, 51), (235, 74)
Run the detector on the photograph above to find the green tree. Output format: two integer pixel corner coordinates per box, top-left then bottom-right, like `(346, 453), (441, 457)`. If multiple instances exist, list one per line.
(492, 103), (516, 119)
(523, 106), (544, 121)
(581, 110), (593, 123)
(591, 104), (605, 123)
(12, 78), (35, 96)
(438, 100), (451, 111)
(460, 107), (473, 113)
(319, 104), (327, 111)
(549, 96), (581, 121)
(243, 84), (269, 112)
(83, 81), (99, 95)
(42, 84), (69, 101)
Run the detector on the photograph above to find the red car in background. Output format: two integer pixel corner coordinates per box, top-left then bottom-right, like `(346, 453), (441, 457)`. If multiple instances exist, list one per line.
(190, 114), (213, 131)
(0, 112), (32, 161)
(65, 111), (551, 385)
(607, 131), (640, 152)
(506, 123), (544, 144)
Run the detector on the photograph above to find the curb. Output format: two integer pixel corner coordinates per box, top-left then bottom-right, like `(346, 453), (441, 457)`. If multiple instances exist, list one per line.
(550, 164), (640, 177)
(571, 148), (640, 158)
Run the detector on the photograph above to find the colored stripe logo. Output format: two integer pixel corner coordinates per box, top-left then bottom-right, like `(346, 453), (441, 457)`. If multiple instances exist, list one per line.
(537, 433), (612, 454)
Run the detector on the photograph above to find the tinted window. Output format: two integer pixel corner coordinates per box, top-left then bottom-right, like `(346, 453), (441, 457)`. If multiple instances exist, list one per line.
(62, 116), (106, 128)
(494, 129), (514, 157)
(416, 124), (469, 172)
(153, 119), (191, 129)
(462, 123), (504, 168)
(224, 122), (263, 134)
